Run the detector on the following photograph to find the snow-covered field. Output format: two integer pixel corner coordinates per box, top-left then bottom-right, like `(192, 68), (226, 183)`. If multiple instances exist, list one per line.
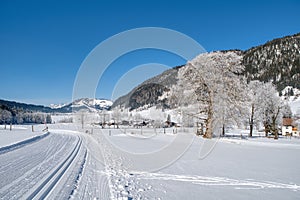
(0, 124), (48, 148)
(1, 123), (300, 199)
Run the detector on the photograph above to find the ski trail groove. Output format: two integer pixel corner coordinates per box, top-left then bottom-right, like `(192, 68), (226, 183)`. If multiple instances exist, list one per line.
(24, 136), (82, 200)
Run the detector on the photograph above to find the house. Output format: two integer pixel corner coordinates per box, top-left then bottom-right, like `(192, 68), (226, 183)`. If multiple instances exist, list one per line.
(164, 120), (179, 128)
(282, 118), (299, 137)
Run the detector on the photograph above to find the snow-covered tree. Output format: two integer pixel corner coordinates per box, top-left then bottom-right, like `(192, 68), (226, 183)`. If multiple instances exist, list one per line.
(33, 114), (45, 124)
(281, 103), (292, 118)
(178, 51), (245, 138)
(257, 82), (283, 139)
(0, 109), (12, 124)
(46, 114), (52, 124)
(111, 108), (121, 128)
(245, 80), (266, 137)
(15, 113), (24, 124)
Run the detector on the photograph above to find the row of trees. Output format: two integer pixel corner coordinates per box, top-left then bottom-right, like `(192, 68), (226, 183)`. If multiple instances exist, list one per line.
(246, 81), (291, 138)
(177, 51), (292, 139)
(0, 109), (52, 124)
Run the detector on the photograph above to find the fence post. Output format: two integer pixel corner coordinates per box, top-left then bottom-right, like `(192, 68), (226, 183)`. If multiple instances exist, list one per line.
(10, 123), (12, 131)
(32, 125), (34, 132)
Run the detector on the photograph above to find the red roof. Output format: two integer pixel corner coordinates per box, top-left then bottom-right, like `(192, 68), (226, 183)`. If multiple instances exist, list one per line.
(283, 118), (293, 126)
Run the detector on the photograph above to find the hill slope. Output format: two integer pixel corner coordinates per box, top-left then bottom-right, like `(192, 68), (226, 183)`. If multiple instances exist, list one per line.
(113, 32), (300, 110)
(112, 66), (182, 110)
(243, 33), (300, 90)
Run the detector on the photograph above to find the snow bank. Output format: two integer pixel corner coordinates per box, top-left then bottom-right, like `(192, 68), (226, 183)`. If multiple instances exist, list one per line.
(0, 125), (48, 148)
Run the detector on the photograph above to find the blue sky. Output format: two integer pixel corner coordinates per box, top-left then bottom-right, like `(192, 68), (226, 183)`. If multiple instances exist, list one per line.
(0, 0), (299, 105)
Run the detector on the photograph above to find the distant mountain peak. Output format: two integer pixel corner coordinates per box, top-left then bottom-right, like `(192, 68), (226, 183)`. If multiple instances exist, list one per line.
(62, 98), (113, 112)
(49, 103), (67, 109)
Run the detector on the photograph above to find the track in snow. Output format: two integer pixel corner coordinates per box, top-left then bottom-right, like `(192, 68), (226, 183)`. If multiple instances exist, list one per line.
(89, 128), (152, 200)
(26, 136), (82, 199)
(0, 132), (86, 200)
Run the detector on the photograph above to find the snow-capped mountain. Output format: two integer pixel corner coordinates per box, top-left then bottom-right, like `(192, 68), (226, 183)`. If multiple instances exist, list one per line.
(0, 98), (112, 124)
(49, 103), (67, 109)
(61, 98), (113, 112)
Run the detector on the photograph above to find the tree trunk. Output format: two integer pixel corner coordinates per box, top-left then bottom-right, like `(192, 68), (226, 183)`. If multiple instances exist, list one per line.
(204, 116), (213, 138)
(272, 117), (279, 139)
(204, 96), (213, 139)
(274, 129), (279, 140)
(273, 107), (280, 140)
(222, 124), (225, 137)
(249, 104), (254, 137)
(264, 121), (269, 137)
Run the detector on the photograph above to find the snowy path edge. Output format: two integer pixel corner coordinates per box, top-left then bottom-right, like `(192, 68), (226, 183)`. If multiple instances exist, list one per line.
(0, 132), (50, 154)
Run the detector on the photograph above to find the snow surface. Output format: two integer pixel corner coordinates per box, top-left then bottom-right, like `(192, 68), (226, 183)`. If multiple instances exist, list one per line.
(1, 123), (300, 199)
(0, 129), (86, 199)
(289, 97), (300, 116)
(0, 125), (47, 148)
(281, 86), (300, 115)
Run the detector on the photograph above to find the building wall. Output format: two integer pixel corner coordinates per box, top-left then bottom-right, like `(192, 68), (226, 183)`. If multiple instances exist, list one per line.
(282, 126), (293, 136)
(292, 131), (300, 137)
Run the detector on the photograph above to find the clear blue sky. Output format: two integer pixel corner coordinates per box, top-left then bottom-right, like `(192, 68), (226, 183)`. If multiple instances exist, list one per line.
(0, 0), (299, 105)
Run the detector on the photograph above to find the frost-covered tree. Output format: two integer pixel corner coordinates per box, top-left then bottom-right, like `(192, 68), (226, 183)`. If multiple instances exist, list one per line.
(46, 114), (52, 124)
(245, 80), (266, 137)
(149, 107), (165, 128)
(23, 113), (34, 124)
(214, 77), (248, 136)
(178, 51), (245, 138)
(111, 108), (121, 128)
(257, 82), (283, 139)
(33, 114), (45, 124)
(281, 104), (292, 118)
(0, 109), (12, 124)
(15, 113), (24, 124)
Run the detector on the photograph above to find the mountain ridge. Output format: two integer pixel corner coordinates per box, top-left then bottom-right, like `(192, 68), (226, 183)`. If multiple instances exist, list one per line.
(0, 98), (113, 124)
(112, 32), (300, 110)
(243, 32), (300, 90)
